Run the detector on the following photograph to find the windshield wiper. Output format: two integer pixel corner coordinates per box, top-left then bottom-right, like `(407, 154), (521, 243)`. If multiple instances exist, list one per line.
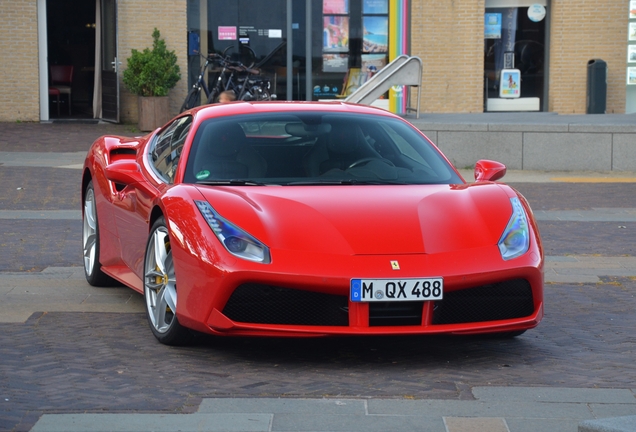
(197, 179), (266, 186)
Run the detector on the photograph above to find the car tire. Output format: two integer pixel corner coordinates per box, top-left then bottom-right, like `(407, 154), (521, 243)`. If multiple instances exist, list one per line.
(143, 217), (193, 345)
(82, 181), (117, 287)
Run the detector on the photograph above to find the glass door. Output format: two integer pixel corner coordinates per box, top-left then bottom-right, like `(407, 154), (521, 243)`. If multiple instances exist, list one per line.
(101, 0), (119, 121)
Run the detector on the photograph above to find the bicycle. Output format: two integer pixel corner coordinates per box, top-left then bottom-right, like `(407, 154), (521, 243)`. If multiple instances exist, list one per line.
(179, 53), (222, 112)
(211, 57), (274, 102)
(180, 46), (274, 112)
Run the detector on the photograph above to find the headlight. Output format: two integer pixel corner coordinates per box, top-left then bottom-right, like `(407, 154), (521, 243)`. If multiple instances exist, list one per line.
(195, 200), (271, 264)
(498, 197), (530, 260)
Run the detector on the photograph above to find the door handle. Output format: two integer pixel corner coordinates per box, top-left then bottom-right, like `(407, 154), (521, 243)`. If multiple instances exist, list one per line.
(111, 58), (122, 71)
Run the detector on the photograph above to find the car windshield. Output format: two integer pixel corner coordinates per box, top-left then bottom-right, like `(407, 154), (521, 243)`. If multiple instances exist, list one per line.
(183, 112), (463, 185)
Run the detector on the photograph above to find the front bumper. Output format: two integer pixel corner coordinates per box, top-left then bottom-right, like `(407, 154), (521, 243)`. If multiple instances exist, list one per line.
(173, 242), (544, 337)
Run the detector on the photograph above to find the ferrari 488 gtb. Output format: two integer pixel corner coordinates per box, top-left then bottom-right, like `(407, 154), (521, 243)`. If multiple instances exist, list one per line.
(81, 102), (543, 345)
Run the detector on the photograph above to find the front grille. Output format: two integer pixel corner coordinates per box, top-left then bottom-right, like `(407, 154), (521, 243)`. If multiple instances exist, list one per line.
(222, 284), (349, 326)
(369, 301), (423, 326)
(432, 279), (534, 325)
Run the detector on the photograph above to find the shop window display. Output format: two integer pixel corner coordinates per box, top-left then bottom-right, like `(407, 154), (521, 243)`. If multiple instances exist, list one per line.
(484, 2), (546, 111)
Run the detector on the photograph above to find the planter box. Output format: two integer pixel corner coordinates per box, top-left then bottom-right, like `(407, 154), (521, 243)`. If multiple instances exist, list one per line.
(138, 96), (170, 131)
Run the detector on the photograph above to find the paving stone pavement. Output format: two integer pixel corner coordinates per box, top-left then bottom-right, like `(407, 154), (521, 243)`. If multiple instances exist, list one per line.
(1, 122), (636, 432)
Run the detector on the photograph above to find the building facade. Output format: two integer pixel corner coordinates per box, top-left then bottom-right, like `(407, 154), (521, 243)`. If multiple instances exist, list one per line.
(0, 0), (630, 123)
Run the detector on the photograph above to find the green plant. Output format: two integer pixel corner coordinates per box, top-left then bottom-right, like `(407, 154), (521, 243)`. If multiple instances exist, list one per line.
(123, 28), (180, 97)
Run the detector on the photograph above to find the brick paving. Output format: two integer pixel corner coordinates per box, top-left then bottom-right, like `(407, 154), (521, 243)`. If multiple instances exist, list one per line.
(0, 167), (81, 211)
(2, 277), (636, 431)
(1, 122), (636, 431)
(509, 182), (636, 211)
(0, 220), (80, 272)
(0, 122), (138, 153)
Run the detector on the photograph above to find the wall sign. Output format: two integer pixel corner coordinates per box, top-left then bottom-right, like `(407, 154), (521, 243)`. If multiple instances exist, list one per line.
(527, 4), (546, 22)
(218, 26), (237, 41)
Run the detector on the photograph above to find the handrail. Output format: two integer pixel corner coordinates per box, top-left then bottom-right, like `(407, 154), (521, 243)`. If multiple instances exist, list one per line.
(344, 55), (409, 103)
(344, 55), (423, 118)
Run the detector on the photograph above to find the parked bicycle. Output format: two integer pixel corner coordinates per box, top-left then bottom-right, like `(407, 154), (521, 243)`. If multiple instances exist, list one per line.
(212, 57), (274, 103)
(179, 53), (221, 112)
(180, 46), (274, 112)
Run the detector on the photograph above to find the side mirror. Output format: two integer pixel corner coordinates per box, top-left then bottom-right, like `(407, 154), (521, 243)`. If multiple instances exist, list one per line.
(104, 160), (144, 186)
(474, 159), (506, 182)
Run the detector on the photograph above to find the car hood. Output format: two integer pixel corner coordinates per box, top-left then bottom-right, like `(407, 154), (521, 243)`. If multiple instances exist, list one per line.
(195, 184), (514, 255)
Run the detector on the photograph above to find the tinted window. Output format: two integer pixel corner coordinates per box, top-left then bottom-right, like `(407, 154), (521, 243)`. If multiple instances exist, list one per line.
(183, 112), (462, 185)
(150, 116), (192, 183)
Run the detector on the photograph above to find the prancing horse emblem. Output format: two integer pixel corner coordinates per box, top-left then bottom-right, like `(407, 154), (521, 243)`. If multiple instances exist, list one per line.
(391, 260), (400, 270)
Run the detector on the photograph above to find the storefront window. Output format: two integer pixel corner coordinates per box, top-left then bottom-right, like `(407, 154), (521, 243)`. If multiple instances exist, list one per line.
(186, 0), (391, 102)
(484, 1), (547, 111)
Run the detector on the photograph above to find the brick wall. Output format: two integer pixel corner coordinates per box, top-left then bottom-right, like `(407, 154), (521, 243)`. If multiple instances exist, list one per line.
(118, 0), (188, 124)
(0, 1), (187, 124)
(410, 0), (486, 113)
(0, 1), (40, 122)
(0, 0), (629, 122)
(549, 0), (628, 113)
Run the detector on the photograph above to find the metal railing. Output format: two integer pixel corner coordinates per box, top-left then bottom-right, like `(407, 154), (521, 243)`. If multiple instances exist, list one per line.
(344, 55), (423, 118)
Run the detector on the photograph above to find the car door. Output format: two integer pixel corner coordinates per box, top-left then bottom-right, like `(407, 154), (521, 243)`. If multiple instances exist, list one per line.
(113, 115), (193, 278)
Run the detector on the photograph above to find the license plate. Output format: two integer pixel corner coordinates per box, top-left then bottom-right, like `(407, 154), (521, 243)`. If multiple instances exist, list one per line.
(350, 278), (443, 302)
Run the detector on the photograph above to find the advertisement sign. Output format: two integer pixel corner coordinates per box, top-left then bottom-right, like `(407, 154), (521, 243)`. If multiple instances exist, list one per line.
(323, 54), (349, 72)
(363, 0), (388, 14)
(218, 26), (237, 41)
(629, 45), (636, 63)
(628, 67), (636, 85)
(527, 4), (546, 22)
(363, 16), (388, 52)
(500, 69), (521, 98)
(484, 13), (502, 39)
(323, 0), (348, 14)
(323, 16), (349, 52)
(361, 54), (387, 74)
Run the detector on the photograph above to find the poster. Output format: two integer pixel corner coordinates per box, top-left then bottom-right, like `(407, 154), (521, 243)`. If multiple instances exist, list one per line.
(323, 16), (349, 52)
(342, 68), (367, 96)
(323, 0), (348, 14)
(323, 54), (349, 72)
(361, 54), (387, 75)
(499, 69), (521, 98)
(630, 22), (636, 41)
(628, 67), (636, 85)
(363, 16), (388, 52)
(363, 0), (388, 14)
(484, 13), (502, 39)
(629, 45), (636, 63)
(631, 0), (636, 19)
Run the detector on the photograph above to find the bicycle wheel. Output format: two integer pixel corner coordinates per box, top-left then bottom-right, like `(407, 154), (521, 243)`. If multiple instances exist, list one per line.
(256, 87), (272, 101)
(222, 45), (256, 68)
(206, 88), (220, 104)
(180, 87), (201, 112)
(240, 84), (272, 101)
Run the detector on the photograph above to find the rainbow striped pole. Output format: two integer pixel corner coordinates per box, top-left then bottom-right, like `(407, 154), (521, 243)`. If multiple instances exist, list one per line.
(389, 0), (409, 114)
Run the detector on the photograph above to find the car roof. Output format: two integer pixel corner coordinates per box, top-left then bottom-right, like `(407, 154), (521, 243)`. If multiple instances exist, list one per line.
(187, 100), (400, 120)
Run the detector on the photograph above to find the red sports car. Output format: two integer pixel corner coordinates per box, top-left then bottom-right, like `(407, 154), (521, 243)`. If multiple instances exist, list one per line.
(81, 102), (543, 345)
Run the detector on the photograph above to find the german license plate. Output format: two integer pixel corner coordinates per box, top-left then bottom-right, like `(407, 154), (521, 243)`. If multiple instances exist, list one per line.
(350, 278), (443, 302)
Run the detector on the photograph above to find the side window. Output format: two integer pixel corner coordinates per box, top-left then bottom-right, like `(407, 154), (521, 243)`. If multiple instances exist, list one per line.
(150, 116), (193, 183)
